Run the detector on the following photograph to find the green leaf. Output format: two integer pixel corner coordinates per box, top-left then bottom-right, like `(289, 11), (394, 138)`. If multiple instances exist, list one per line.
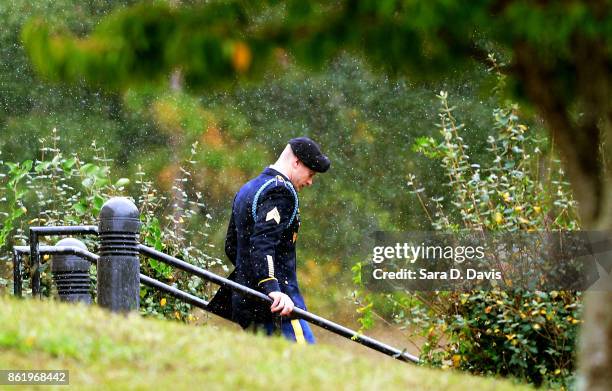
(62, 157), (77, 170)
(35, 161), (51, 173)
(94, 178), (109, 188)
(22, 160), (33, 171)
(80, 163), (98, 176)
(115, 178), (130, 187)
(72, 201), (88, 215)
(93, 194), (105, 211)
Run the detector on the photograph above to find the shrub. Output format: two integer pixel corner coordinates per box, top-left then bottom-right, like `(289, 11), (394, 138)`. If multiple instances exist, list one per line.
(353, 90), (581, 389)
(0, 128), (223, 322)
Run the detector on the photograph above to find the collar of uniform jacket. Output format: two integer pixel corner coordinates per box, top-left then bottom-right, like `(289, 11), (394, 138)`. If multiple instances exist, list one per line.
(263, 166), (291, 183)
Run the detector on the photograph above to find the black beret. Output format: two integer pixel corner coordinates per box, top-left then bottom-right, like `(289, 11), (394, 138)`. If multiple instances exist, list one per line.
(289, 136), (331, 173)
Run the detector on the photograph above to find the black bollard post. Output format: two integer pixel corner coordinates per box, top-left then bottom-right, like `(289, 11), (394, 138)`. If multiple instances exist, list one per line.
(97, 197), (141, 312)
(12, 247), (22, 297)
(51, 238), (92, 304)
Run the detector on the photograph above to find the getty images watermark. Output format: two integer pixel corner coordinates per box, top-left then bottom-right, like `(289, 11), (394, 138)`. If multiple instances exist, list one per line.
(363, 231), (612, 292)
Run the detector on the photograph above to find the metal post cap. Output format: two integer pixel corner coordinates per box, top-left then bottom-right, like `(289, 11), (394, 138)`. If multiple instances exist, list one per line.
(51, 238), (90, 273)
(55, 237), (87, 250)
(98, 197), (141, 233)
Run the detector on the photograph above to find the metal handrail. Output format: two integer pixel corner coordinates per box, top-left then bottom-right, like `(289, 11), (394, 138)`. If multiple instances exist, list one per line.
(12, 245), (210, 312)
(17, 225), (420, 363)
(139, 244), (420, 363)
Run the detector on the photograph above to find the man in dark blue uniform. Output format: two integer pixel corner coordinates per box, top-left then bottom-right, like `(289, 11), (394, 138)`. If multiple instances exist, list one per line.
(210, 136), (330, 344)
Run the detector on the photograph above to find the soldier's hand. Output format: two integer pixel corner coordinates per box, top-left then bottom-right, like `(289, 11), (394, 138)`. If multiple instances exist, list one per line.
(268, 291), (294, 316)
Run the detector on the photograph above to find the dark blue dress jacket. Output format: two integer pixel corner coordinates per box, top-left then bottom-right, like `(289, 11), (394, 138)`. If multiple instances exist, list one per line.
(211, 167), (305, 328)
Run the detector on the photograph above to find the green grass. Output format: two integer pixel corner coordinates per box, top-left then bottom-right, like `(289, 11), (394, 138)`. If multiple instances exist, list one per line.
(0, 297), (532, 390)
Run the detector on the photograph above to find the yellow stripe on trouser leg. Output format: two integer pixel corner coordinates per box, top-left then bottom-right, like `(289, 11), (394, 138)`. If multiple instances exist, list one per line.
(291, 319), (306, 344)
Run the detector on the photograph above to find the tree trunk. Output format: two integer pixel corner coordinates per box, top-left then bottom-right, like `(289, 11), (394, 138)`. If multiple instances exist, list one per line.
(552, 115), (612, 391)
(514, 42), (612, 391)
(578, 115), (612, 391)
(579, 291), (612, 391)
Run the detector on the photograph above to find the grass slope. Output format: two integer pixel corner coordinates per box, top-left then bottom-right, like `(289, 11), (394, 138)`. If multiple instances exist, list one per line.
(0, 297), (532, 390)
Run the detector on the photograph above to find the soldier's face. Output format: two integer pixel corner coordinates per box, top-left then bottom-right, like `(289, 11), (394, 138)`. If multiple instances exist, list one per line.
(292, 161), (317, 191)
